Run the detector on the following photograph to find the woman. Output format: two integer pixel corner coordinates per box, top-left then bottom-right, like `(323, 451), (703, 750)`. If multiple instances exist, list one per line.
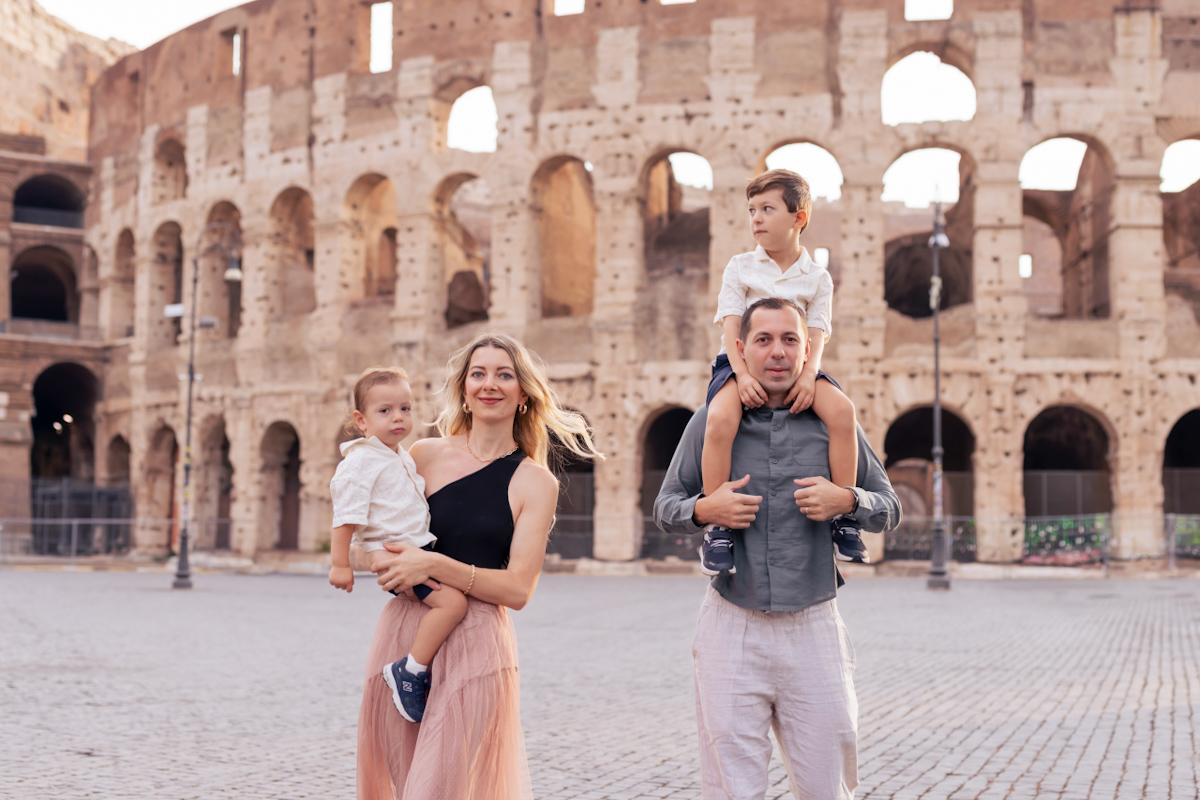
(357, 333), (600, 800)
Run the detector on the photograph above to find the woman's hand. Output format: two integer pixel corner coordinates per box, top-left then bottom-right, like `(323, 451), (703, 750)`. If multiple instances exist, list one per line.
(373, 542), (441, 595)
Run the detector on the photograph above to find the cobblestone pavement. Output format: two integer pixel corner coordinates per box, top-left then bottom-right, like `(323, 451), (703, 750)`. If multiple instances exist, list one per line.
(1, 571), (1197, 799)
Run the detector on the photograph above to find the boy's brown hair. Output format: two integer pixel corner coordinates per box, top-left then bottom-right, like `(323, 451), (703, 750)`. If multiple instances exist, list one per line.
(344, 366), (409, 437)
(746, 168), (812, 235)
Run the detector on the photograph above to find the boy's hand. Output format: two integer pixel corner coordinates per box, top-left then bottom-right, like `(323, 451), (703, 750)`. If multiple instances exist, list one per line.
(786, 371), (817, 414)
(737, 375), (767, 408)
(329, 565), (355, 593)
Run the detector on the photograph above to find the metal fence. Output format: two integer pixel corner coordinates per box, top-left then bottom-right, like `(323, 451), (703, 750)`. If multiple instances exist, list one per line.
(884, 516), (977, 562)
(0, 517), (233, 563)
(0, 318), (101, 340)
(1023, 515), (1110, 566)
(12, 205), (84, 228)
(1166, 514), (1200, 569)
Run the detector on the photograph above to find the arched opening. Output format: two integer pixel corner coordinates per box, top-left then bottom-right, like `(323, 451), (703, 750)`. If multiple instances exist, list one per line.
(105, 435), (131, 487)
(197, 416), (235, 550)
(201, 202), (243, 338)
(639, 152), (711, 360)
(881, 51), (976, 126)
(1163, 410), (1200, 516)
(342, 174), (399, 300)
(444, 84), (498, 153)
(30, 363), (98, 482)
(1020, 211), (1064, 317)
(1161, 139), (1200, 334)
(10, 245), (77, 322)
(761, 142), (845, 279)
(109, 229), (136, 338)
(534, 157), (596, 318)
(639, 407), (695, 559)
(1023, 406), (1112, 517)
(267, 188), (316, 320)
(882, 407), (975, 561)
(1020, 137), (1113, 319)
(145, 424), (179, 551)
(882, 147), (974, 318)
(12, 174), (84, 228)
(150, 222), (183, 347)
(547, 422), (596, 560)
(152, 138), (188, 204)
(261, 422), (302, 550)
(436, 174), (491, 328)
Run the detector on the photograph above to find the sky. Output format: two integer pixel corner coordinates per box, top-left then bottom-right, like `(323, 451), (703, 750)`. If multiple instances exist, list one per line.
(41, 1), (1199, 203)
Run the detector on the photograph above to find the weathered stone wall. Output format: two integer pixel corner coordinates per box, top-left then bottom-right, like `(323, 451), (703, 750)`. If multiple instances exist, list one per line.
(78, 0), (1200, 560)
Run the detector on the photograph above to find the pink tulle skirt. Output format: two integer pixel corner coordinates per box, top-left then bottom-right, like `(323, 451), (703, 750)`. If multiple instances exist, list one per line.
(357, 594), (532, 800)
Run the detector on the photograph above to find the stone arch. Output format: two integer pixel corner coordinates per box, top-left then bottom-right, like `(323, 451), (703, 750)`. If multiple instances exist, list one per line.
(152, 138), (187, 204)
(882, 145), (975, 318)
(881, 49), (976, 126)
(149, 221), (184, 348)
(267, 187), (316, 320)
(31, 362), (99, 482)
(12, 173), (85, 228)
(106, 434), (131, 486)
(342, 173), (399, 300)
(1022, 405), (1113, 517)
(1019, 135), (1114, 319)
(201, 202), (243, 338)
(434, 173), (491, 328)
(1160, 138), (1200, 329)
(260, 421), (302, 550)
(144, 423), (179, 550)
(638, 150), (712, 360)
(638, 405), (695, 558)
(758, 140), (846, 279)
(533, 156), (596, 318)
(882, 406), (975, 519)
(441, 82), (498, 153)
(196, 415), (234, 549)
(109, 228), (136, 338)
(10, 245), (78, 322)
(1163, 409), (1200, 515)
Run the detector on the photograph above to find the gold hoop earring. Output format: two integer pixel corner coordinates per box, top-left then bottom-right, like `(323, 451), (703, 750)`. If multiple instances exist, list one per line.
(462, 402), (471, 414)
(518, 402), (528, 415)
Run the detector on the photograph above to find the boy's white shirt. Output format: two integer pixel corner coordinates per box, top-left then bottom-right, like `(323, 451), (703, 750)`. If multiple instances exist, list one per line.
(713, 245), (833, 355)
(329, 436), (435, 552)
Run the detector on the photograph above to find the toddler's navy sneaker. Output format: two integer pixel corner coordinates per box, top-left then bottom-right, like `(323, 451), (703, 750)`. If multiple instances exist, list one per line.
(382, 657), (431, 723)
(699, 528), (736, 576)
(832, 518), (869, 563)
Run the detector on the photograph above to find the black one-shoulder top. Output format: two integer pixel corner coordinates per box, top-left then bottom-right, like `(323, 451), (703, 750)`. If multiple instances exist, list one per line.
(428, 450), (525, 570)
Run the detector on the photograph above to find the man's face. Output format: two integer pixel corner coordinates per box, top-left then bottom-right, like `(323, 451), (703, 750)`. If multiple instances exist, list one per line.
(737, 306), (810, 399)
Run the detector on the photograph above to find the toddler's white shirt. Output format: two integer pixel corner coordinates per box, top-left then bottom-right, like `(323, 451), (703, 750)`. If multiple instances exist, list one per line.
(713, 245), (833, 354)
(330, 436), (435, 552)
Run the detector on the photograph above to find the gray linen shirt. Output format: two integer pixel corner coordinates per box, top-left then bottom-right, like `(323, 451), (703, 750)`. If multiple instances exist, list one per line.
(653, 405), (901, 613)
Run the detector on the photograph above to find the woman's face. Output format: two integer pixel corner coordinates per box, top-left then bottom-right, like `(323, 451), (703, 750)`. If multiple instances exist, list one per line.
(463, 346), (529, 423)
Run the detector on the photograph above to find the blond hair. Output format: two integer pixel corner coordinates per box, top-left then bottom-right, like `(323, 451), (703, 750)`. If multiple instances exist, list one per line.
(344, 366), (409, 437)
(434, 333), (603, 468)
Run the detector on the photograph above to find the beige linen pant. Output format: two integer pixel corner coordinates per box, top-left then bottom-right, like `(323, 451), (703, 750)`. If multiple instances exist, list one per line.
(693, 587), (859, 800)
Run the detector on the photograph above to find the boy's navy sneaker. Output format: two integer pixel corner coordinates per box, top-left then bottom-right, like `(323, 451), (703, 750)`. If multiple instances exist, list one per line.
(699, 528), (736, 576)
(832, 518), (869, 563)
(382, 657), (431, 723)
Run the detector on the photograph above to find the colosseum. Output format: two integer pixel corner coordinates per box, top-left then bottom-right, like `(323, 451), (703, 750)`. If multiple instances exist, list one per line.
(2, 0), (1198, 567)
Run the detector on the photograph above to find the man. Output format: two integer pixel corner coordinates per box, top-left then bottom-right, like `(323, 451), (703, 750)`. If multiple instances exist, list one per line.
(654, 297), (901, 799)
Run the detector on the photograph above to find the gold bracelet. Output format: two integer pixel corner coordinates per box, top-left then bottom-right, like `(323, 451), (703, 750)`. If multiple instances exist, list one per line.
(465, 564), (476, 596)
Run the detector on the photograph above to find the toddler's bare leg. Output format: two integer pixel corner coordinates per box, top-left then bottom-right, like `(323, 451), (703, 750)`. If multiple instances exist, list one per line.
(702, 380), (743, 497)
(811, 379), (858, 489)
(410, 586), (469, 666)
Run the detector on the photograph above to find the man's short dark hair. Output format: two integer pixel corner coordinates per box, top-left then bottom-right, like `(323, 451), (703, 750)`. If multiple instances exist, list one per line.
(739, 297), (809, 342)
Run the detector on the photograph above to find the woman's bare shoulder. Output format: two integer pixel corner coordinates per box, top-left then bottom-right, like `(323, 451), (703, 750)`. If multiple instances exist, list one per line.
(513, 458), (558, 498)
(409, 436), (449, 460)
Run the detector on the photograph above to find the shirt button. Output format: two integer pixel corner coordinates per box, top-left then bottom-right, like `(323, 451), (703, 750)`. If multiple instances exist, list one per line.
(770, 490), (777, 496)
(771, 458), (778, 464)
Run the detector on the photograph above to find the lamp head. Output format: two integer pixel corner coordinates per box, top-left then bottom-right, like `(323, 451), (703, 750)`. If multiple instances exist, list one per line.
(223, 255), (243, 283)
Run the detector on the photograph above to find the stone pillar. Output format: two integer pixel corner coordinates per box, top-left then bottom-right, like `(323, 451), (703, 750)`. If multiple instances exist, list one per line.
(974, 374), (1025, 563)
(226, 395), (259, 558)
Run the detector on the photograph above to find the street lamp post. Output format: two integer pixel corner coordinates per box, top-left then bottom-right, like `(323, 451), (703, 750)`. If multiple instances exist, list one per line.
(927, 202), (951, 591)
(173, 222), (242, 590)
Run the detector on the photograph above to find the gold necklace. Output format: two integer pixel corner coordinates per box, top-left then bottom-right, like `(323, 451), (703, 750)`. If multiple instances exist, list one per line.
(465, 432), (520, 464)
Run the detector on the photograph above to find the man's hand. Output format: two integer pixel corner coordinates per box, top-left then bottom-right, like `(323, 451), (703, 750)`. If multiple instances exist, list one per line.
(694, 474), (762, 529)
(737, 375), (767, 409)
(793, 476), (856, 521)
(328, 565), (354, 593)
(786, 370), (817, 414)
